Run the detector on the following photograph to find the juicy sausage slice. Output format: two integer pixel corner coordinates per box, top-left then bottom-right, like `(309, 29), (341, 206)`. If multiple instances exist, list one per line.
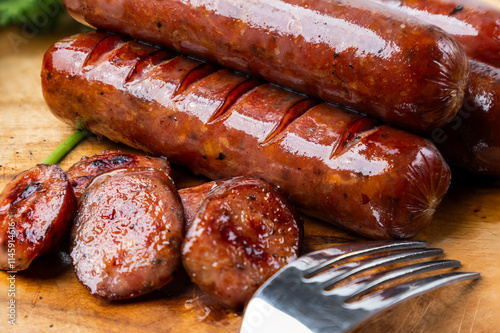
(0, 164), (76, 271)
(70, 167), (184, 300)
(181, 176), (302, 310)
(66, 149), (171, 200)
(62, 0), (469, 131)
(42, 32), (452, 239)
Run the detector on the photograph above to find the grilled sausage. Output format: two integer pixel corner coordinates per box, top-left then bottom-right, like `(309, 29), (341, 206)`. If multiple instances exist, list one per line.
(66, 149), (171, 200)
(372, 0), (500, 67)
(0, 164), (76, 271)
(42, 32), (452, 240)
(181, 176), (302, 310)
(429, 60), (500, 175)
(70, 167), (184, 300)
(62, 0), (468, 131)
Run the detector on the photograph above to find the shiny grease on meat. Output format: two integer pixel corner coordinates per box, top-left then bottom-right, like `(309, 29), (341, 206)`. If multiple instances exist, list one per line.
(373, 0), (500, 67)
(62, 0), (469, 131)
(181, 177), (302, 310)
(70, 167), (184, 300)
(41, 31), (452, 239)
(66, 149), (171, 200)
(0, 164), (76, 271)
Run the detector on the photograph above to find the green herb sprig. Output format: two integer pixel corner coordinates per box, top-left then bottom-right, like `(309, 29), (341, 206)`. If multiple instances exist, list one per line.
(0, 0), (64, 32)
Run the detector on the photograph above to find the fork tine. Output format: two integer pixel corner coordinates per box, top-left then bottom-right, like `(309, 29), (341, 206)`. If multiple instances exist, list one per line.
(298, 240), (427, 274)
(328, 259), (461, 298)
(348, 271), (480, 312)
(314, 248), (444, 288)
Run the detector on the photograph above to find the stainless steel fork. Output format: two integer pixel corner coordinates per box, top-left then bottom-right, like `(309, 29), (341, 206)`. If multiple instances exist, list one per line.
(240, 240), (480, 333)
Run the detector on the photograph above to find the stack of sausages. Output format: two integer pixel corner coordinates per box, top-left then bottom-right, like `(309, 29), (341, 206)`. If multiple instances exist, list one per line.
(41, 0), (500, 241)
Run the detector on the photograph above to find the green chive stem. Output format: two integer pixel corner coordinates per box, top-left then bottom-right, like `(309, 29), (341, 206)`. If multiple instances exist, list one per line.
(41, 130), (92, 164)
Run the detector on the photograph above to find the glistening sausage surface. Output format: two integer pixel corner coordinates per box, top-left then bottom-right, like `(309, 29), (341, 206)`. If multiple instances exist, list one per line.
(70, 167), (184, 300)
(62, 0), (469, 131)
(42, 32), (452, 240)
(181, 176), (302, 310)
(372, 0), (500, 67)
(66, 149), (171, 200)
(0, 164), (76, 271)
(429, 60), (500, 175)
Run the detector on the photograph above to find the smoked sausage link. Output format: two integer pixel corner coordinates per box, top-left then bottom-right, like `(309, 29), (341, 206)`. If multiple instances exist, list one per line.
(372, 0), (500, 67)
(0, 164), (76, 271)
(181, 176), (302, 310)
(62, 0), (469, 131)
(70, 167), (184, 300)
(429, 60), (500, 175)
(42, 32), (452, 239)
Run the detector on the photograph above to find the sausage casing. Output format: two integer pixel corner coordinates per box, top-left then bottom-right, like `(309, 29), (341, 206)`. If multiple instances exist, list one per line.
(42, 32), (452, 239)
(181, 176), (302, 310)
(373, 0), (500, 67)
(62, 0), (469, 131)
(429, 60), (500, 175)
(0, 164), (76, 270)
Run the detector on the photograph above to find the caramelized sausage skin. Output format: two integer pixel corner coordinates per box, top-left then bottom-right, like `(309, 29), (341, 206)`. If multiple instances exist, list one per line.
(62, 0), (468, 131)
(42, 32), (452, 239)
(0, 164), (76, 271)
(372, 0), (500, 67)
(70, 167), (184, 300)
(181, 176), (302, 310)
(66, 149), (171, 200)
(429, 60), (500, 175)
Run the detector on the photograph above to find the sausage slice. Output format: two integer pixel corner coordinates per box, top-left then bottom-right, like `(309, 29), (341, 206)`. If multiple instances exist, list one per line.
(181, 176), (302, 310)
(70, 167), (184, 300)
(66, 149), (171, 200)
(0, 164), (76, 271)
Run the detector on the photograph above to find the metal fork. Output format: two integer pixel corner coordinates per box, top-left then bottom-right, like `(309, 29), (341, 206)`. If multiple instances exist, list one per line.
(240, 240), (480, 333)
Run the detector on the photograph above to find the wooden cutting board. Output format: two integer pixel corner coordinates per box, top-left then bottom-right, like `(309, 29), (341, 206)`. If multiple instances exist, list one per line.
(1, 15), (500, 333)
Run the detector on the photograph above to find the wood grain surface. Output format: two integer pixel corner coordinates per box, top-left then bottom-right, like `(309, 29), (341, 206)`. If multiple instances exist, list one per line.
(1, 9), (500, 333)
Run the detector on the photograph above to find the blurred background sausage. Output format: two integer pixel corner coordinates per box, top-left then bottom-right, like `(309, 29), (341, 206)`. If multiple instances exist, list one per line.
(429, 60), (500, 175)
(372, 0), (500, 67)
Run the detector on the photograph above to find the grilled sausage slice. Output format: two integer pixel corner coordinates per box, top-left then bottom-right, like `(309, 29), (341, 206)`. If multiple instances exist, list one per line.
(66, 149), (171, 200)
(62, 0), (469, 131)
(181, 176), (302, 310)
(372, 0), (500, 67)
(0, 164), (76, 271)
(41, 32), (452, 239)
(70, 167), (184, 300)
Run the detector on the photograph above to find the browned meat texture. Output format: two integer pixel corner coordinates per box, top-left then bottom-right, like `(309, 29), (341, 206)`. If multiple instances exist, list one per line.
(70, 167), (184, 300)
(373, 0), (500, 67)
(41, 32), (452, 239)
(0, 164), (76, 271)
(66, 149), (171, 200)
(62, 0), (469, 131)
(181, 176), (302, 310)
(178, 181), (216, 232)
